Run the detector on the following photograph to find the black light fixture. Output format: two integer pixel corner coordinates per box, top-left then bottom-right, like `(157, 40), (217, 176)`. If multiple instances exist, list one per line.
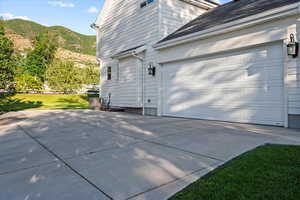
(287, 34), (299, 58)
(148, 62), (156, 76)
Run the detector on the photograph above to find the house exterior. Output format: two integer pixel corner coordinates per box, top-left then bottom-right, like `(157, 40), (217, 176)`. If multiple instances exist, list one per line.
(94, 0), (300, 128)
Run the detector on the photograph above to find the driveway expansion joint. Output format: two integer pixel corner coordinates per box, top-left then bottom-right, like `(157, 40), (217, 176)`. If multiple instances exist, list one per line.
(125, 167), (209, 200)
(0, 160), (59, 176)
(63, 140), (143, 160)
(144, 140), (225, 162)
(18, 125), (114, 200)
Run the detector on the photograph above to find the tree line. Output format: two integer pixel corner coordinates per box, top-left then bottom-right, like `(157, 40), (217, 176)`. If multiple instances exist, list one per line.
(0, 19), (99, 94)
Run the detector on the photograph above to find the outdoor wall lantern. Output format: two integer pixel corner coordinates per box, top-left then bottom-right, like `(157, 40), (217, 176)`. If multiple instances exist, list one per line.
(287, 34), (299, 58)
(148, 62), (156, 76)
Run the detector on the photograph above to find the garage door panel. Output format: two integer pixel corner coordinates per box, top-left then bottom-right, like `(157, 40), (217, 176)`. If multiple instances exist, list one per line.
(162, 43), (284, 126)
(166, 86), (283, 102)
(167, 66), (283, 84)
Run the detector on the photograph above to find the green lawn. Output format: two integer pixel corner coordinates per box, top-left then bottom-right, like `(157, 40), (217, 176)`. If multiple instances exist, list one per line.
(169, 144), (300, 200)
(0, 94), (88, 112)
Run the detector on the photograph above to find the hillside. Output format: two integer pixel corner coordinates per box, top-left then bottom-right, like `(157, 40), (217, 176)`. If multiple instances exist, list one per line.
(5, 19), (96, 56)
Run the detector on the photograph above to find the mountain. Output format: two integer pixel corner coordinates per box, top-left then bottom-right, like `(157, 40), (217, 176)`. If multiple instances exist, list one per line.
(4, 19), (96, 56)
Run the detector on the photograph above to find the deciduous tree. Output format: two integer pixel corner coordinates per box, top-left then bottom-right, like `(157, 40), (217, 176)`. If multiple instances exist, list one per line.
(46, 59), (82, 93)
(15, 74), (43, 92)
(25, 32), (57, 81)
(82, 65), (100, 85)
(0, 19), (16, 91)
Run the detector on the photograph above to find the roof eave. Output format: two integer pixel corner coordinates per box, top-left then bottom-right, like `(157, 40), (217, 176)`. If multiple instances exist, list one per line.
(111, 45), (146, 59)
(154, 2), (300, 50)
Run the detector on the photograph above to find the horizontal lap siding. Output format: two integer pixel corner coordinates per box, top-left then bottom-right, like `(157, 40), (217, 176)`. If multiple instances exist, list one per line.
(286, 23), (300, 115)
(159, 0), (207, 39)
(98, 0), (211, 109)
(114, 57), (140, 107)
(141, 0), (208, 109)
(97, 0), (159, 59)
(97, 0), (159, 107)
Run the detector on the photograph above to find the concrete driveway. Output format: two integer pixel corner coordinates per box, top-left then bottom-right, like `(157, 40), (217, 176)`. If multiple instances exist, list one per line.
(1, 110), (300, 200)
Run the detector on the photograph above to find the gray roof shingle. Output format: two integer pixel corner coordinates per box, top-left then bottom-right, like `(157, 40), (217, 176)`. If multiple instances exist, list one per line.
(195, 0), (220, 5)
(158, 0), (300, 43)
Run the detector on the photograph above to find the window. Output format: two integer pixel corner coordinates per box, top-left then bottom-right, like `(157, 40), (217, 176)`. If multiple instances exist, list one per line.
(107, 66), (112, 80)
(116, 62), (120, 81)
(140, 0), (154, 8)
(140, 1), (147, 8)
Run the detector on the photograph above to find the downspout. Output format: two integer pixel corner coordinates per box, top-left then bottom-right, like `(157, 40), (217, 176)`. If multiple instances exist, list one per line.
(131, 51), (145, 116)
(91, 23), (102, 98)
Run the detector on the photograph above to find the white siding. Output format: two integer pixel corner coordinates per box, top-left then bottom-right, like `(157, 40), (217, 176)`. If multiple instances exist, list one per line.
(287, 22), (300, 114)
(159, 0), (207, 39)
(96, 0), (300, 126)
(97, 0), (210, 109)
(116, 57), (141, 107)
(143, 0), (208, 109)
(97, 0), (159, 59)
(97, 0), (160, 107)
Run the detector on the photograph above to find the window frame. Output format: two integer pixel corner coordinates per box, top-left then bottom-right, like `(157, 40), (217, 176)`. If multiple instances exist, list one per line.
(107, 66), (112, 80)
(116, 61), (120, 81)
(140, 0), (154, 8)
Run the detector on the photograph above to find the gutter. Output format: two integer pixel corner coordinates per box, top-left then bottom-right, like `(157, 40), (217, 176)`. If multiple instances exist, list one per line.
(90, 22), (102, 98)
(154, 2), (300, 50)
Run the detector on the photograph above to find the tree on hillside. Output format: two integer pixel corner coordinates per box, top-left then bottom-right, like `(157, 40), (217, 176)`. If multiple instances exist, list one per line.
(46, 59), (82, 93)
(25, 32), (58, 81)
(0, 19), (16, 91)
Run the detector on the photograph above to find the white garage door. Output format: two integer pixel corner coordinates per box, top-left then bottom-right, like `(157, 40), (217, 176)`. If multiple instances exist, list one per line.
(162, 43), (284, 126)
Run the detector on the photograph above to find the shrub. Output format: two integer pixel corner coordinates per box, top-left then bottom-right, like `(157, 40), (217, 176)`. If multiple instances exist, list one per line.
(15, 74), (43, 92)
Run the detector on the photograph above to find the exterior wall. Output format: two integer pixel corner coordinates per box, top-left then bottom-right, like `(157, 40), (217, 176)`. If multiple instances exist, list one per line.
(287, 21), (300, 115)
(96, 1), (300, 127)
(156, 15), (300, 127)
(96, 0), (160, 107)
(97, 0), (210, 110)
(143, 0), (209, 112)
(286, 18), (300, 128)
(159, 0), (208, 39)
(96, 0), (159, 59)
(156, 17), (296, 63)
(109, 57), (142, 107)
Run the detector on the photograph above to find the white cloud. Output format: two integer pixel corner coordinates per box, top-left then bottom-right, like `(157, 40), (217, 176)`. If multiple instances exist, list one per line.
(48, 1), (75, 8)
(88, 6), (99, 13)
(0, 13), (30, 20)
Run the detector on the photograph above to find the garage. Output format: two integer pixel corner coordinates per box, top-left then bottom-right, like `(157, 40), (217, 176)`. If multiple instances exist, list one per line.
(162, 42), (285, 126)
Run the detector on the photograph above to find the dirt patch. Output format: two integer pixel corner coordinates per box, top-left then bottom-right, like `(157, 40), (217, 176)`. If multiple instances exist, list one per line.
(56, 48), (96, 63)
(6, 33), (32, 51)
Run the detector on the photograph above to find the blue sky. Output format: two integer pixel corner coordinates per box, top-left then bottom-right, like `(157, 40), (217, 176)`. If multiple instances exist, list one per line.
(0, 0), (230, 35)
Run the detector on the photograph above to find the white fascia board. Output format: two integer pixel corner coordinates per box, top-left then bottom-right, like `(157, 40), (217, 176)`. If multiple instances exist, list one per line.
(154, 2), (300, 50)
